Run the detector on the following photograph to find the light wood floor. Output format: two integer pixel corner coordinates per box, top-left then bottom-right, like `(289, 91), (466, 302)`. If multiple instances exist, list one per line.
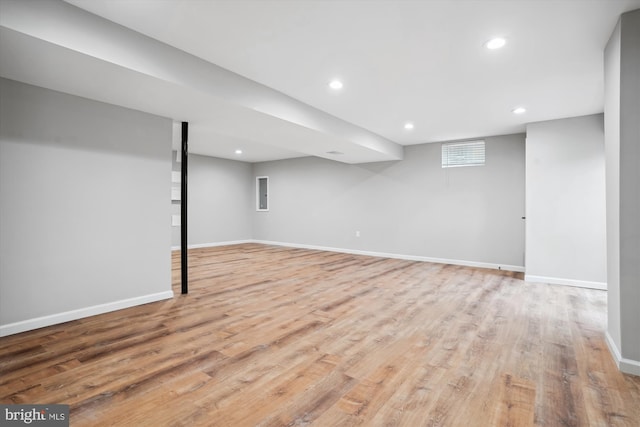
(1, 244), (639, 426)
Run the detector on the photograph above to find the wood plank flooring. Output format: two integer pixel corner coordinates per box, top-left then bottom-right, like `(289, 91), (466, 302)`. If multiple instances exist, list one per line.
(1, 243), (639, 426)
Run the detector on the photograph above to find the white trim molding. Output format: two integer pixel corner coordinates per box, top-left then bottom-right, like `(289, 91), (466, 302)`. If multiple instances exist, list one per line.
(1, 239), (525, 337)
(171, 240), (253, 251)
(524, 275), (607, 290)
(0, 291), (174, 337)
(252, 240), (525, 272)
(605, 331), (640, 376)
(171, 240), (525, 272)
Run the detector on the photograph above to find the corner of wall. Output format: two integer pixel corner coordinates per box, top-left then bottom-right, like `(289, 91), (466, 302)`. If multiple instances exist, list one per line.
(605, 330), (640, 377)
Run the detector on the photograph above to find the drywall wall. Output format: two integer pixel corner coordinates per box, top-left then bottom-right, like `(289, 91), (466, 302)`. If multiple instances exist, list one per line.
(605, 19), (622, 363)
(0, 78), (173, 335)
(171, 151), (182, 247)
(618, 8), (640, 371)
(605, 9), (640, 375)
(173, 153), (253, 247)
(525, 115), (607, 289)
(252, 134), (525, 269)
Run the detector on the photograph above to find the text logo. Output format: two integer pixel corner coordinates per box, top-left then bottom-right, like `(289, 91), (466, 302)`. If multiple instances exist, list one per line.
(1, 405), (69, 426)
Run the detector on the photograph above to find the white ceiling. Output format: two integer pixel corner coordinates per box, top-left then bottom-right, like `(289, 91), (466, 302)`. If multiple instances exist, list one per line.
(3, 0), (640, 163)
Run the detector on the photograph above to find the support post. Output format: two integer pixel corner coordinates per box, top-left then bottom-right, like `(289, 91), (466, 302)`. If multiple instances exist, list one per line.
(181, 121), (188, 294)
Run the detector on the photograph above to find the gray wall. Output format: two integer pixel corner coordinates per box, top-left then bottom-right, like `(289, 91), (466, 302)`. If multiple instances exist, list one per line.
(605, 9), (640, 373)
(525, 115), (607, 288)
(180, 153), (253, 247)
(605, 18), (622, 360)
(171, 151), (182, 247)
(0, 78), (172, 332)
(252, 134), (525, 269)
(618, 9), (640, 368)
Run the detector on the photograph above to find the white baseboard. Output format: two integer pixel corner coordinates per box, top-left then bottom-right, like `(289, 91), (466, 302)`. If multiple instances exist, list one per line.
(524, 274), (607, 290)
(605, 331), (640, 376)
(0, 290), (174, 337)
(252, 240), (525, 273)
(171, 239), (253, 251)
(170, 239), (525, 272)
(0, 240), (524, 337)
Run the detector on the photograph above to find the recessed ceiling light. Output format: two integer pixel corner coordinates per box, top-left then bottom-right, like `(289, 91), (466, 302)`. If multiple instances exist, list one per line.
(404, 122), (414, 130)
(512, 107), (526, 114)
(235, 149), (243, 155)
(485, 37), (507, 50)
(329, 80), (343, 90)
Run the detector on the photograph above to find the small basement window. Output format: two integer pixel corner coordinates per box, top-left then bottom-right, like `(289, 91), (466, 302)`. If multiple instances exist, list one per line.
(442, 140), (485, 168)
(256, 176), (269, 211)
